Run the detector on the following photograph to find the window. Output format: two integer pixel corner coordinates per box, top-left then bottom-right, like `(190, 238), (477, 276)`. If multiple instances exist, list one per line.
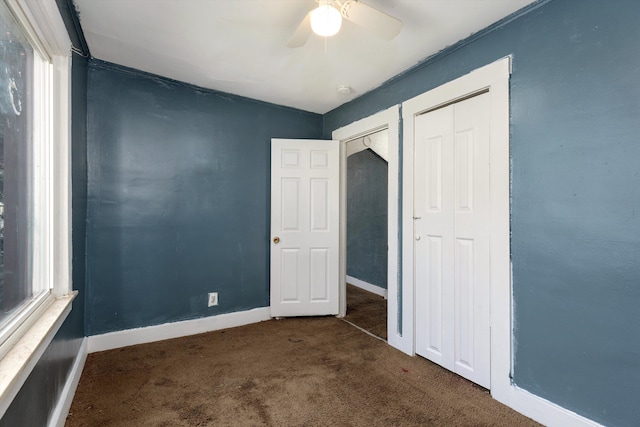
(0, 0), (50, 348)
(0, 0), (73, 415)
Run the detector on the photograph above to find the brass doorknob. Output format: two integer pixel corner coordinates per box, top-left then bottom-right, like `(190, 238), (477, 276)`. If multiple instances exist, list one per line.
(273, 237), (280, 244)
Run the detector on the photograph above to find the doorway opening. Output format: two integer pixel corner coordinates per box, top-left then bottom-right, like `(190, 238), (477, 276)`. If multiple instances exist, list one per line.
(332, 105), (407, 353)
(344, 129), (389, 340)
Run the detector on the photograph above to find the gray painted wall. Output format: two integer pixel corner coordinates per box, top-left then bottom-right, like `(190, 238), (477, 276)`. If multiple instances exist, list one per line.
(325, 1), (640, 426)
(347, 149), (387, 289)
(84, 60), (323, 335)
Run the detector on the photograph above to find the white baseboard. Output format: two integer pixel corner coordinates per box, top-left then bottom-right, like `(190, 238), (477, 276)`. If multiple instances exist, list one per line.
(49, 338), (87, 427)
(346, 275), (388, 299)
(87, 307), (271, 353)
(493, 384), (605, 427)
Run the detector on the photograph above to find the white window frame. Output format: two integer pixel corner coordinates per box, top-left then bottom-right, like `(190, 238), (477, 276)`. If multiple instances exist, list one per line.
(0, 0), (74, 418)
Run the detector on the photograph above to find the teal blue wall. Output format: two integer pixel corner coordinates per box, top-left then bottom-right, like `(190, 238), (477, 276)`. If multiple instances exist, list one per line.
(7, 1), (640, 426)
(325, 1), (640, 425)
(347, 149), (387, 289)
(84, 60), (323, 335)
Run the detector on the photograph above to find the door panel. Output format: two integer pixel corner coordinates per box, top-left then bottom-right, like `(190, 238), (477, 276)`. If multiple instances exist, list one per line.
(309, 248), (329, 301)
(281, 178), (300, 230)
(454, 237), (475, 370)
(452, 94), (491, 387)
(310, 178), (329, 230)
(415, 106), (455, 370)
(281, 248), (300, 302)
(414, 93), (491, 388)
(425, 235), (443, 357)
(271, 139), (339, 317)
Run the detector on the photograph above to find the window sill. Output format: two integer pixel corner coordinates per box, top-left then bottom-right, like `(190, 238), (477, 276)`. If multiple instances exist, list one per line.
(0, 291), (77, 418)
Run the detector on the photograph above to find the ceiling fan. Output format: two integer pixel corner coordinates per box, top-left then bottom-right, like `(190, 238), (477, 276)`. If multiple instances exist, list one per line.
(287, 0), (403, 48)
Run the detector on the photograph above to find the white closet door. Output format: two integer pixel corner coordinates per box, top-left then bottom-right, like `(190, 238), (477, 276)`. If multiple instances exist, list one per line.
(414, 92), (491, 388)
(414, 105), (455, 371)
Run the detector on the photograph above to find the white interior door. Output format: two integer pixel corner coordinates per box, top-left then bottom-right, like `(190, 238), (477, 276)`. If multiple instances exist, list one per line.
(414, 93), (491, 388)
(270, 139), (340, 317)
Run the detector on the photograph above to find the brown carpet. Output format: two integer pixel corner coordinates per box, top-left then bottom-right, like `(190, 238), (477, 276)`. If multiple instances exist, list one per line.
(345, 283), (387, 340)
(67, 318), (539, 427)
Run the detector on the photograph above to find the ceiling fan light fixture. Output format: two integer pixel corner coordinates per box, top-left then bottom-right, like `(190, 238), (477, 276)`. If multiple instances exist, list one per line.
(310, 2), (342, 37)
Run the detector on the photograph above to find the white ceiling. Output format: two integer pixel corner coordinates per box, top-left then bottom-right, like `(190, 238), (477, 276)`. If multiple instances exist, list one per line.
(74, 0), (535, 114)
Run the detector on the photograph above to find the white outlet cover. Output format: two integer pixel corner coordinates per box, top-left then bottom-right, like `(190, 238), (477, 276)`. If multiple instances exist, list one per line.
(208, 292), (218, 307)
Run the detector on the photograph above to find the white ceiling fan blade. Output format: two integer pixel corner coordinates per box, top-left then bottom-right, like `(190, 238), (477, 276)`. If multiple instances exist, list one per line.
(287, 11), (313, 48)
(340, 0), (403, 40)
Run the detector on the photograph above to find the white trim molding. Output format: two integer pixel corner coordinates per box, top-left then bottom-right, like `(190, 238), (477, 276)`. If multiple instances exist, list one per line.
(332, 105), (404, 354)
(5, 0), (71, 57)
(52, 53), (72, 297)
(0, 294), (76, 418)
(496, 385), (605, 427)
(401, 56), (602, 427)
(87, 308), (272, 353)
(346, 275), (388, 299)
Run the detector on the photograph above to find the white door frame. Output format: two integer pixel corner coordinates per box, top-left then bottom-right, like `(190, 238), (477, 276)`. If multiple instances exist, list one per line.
(403, 55), (511, 391)
(401, 57), (601, 427)
(332, 105), (407, 353)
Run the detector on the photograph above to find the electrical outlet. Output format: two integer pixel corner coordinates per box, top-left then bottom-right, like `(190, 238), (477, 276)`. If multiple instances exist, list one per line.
(208, 292), (218, 307)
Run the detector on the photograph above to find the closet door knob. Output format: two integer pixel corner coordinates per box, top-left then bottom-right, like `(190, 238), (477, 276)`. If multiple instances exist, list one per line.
(415, 235), (421, 241)
(273, 237), (280, 244)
